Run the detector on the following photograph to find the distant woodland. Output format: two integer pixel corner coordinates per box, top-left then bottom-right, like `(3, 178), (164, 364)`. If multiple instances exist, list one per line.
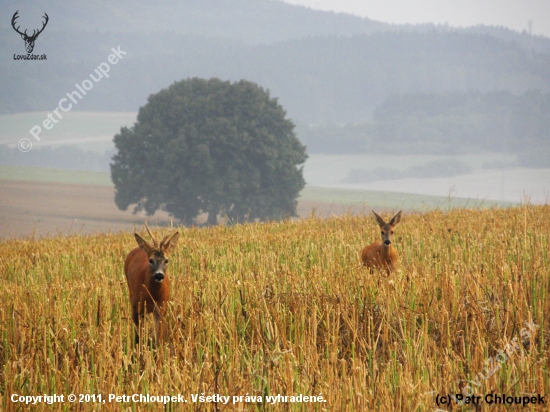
(299, 91), (550, 165)
(1, 0), (549, 166)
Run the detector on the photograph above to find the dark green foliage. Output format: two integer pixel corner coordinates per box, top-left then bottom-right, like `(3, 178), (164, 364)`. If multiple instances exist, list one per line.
(110, 78), (307, 225)
(370, 90), (550, 155)
(2, 26), (549, 123)
(296, 123), (374, 154)
(305, 91), (550, 156)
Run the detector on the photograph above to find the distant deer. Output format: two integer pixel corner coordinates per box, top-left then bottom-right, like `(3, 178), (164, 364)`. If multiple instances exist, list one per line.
(11, 11), (49, 53)
(124, 223), (179, 343)
(361, 211), (402, 274)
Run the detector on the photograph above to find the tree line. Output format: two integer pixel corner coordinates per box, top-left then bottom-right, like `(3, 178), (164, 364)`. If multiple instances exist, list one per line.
(2, 29), (548, 124)
(300, 90), (550, 167)
(4, 90), (548, 172)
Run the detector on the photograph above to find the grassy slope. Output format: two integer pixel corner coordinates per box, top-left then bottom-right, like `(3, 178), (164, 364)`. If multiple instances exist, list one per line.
(300, 186), (512, 211)
(0, 165), (513, 211)
(0, 112), (137, 138)
(0, 110), (515, 216)
(0, 165), (112, 186)
(1, 206), (549, 410)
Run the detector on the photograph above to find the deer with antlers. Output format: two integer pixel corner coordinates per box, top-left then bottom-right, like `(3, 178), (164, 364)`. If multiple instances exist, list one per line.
(11, 11), (49, 54)
(124, 223), (179, 343)
(361, 211), (402, 275)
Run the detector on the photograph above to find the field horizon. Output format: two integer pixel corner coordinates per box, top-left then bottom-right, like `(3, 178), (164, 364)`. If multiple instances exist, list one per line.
(0, 164), (514, 240)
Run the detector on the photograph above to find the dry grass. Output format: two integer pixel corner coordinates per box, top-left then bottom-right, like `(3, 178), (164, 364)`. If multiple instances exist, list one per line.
(1, 205), (549, 411)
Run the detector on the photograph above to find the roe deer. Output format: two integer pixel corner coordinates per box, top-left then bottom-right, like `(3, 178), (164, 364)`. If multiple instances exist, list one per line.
(124, 223), (179, 343)
(361, 211), (402, 274)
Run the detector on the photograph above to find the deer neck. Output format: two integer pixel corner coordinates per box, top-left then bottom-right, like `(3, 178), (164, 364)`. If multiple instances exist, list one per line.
(146, 273), (167, 292)
(381, 243), (394, 258)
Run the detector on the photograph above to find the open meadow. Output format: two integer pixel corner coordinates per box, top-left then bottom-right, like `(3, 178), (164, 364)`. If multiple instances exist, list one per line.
(1, 205), (549, 411)
(3, 111), (548, 205)
(0, 164), (512, 239)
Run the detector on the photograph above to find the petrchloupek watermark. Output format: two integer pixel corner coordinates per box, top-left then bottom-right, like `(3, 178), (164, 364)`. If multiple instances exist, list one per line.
(18, 46), (127, 152)
(451, 320), (539, 405)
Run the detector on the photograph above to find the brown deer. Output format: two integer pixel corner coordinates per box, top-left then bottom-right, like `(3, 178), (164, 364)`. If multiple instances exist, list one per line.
(124, 223), (179, 343)
(361, 211), (402, 274)
(11, 11), (49, 54)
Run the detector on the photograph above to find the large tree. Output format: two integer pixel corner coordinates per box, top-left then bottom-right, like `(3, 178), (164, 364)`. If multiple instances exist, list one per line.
(111, 77), (307, 225)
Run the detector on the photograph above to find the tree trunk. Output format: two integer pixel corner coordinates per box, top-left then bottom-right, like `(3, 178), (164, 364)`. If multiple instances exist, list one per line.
(207, 208), (218, 226)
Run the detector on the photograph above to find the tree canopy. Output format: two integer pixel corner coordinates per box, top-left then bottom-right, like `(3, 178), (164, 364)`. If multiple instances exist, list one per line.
(110, 77), (307, 225)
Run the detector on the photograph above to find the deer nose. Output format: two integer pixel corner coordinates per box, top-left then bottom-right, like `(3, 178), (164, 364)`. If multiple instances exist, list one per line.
(154, 272), (164, 282)
(384, 240), (391, 246)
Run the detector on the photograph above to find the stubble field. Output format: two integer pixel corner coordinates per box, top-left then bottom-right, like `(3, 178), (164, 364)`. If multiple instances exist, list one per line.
(1, 205), (549, 411)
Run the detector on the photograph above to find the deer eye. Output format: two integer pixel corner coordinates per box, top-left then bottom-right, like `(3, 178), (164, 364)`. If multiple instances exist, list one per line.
(381, 231), (384, 235)
(391, 231), (394, 234)
(164, 259), (169, 264)
(149, 258), (154, 265)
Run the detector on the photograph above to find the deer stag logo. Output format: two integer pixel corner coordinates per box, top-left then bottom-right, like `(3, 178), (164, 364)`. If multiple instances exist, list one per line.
(11, 10), (49, 54)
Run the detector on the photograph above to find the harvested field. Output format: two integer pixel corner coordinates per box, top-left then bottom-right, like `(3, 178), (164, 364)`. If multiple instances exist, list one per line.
(0, 180), (372, 239)
(1, 205), (549, 410)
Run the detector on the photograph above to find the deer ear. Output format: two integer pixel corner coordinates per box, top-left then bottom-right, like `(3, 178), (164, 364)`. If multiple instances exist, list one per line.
(389, 211), (402, 227)
(372, 211), (386, 227)
(160, 231), (180, 254)
(134, 233), (154, 254)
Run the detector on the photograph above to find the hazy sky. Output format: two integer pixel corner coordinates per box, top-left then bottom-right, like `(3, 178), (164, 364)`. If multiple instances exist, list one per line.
(281, 0), (550, 38)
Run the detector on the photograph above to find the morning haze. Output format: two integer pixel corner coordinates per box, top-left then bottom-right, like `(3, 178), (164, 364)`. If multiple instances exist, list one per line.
(281, 0), (550, 38)
(0, 0), (549, 236)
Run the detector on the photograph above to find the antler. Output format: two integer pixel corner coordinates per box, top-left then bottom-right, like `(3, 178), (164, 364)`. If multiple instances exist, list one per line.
(159, 230), (179, 251)
(144, 221), (158, 248)
(11, 11), (25, 36)
(31, 13), (49, 39)
(11, 11), (49, 40)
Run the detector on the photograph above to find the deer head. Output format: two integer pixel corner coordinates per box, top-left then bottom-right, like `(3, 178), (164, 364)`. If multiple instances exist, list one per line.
(12, 11), (49, 54)
(134, 222), (179, 283)
(373, 210), (402, 246)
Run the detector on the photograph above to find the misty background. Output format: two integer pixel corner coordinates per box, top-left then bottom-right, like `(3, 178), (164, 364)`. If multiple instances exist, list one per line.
(1, 0), (549, 204)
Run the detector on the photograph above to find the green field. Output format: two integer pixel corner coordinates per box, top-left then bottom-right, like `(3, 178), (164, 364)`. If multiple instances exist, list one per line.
(0, 165), (514, 211)
(299, 186), (513, 211)
(0, 111), (527, 209)
(0, 111), (137, 137)
(0, 111), (137, 152)
(0, 165), (112, 186)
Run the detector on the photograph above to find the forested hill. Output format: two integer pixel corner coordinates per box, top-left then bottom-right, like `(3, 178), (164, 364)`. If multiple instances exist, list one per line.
(1, 0), (549, 124)
(1, 0), (548, 51)
(2, 29), (549, 122)
(0, 0), (388, 44)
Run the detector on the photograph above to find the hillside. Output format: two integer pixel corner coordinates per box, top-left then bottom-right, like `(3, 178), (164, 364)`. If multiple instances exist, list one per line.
(2, 0), (549, 196)
(2, 0), (550, 120)
(0, 0), (390, 43)
(2, 28), (549, 122)
(2, 0), (549, 50)
(2, 162), (515, 238)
